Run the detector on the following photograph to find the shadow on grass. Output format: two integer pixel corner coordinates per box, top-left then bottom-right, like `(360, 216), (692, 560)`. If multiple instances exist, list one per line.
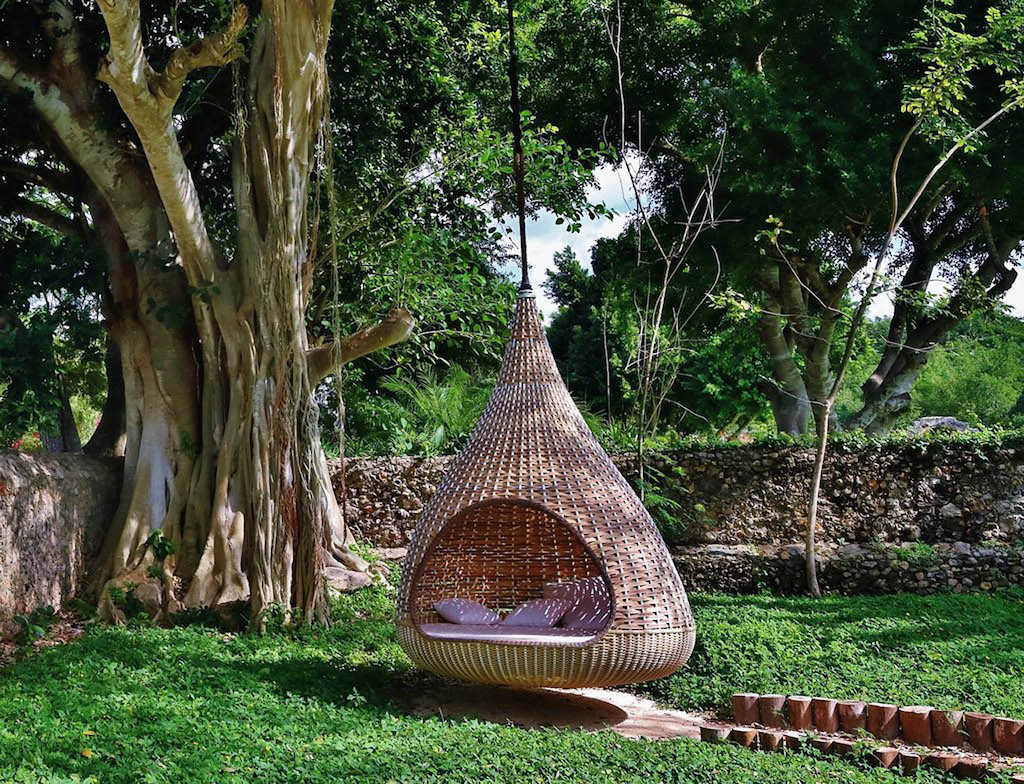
(1, 620), (636, 736)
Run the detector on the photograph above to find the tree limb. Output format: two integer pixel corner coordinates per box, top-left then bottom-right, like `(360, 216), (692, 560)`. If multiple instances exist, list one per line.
(7, 196), (84, 239)
(307, 307), (416, 383)
(95, 0), (246, 285)
(0, 161), (75, 195)
(154, 6), (248, 107)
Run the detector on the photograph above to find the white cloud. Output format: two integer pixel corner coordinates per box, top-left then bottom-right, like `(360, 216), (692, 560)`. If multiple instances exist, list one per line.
(495, 156), (643, 320)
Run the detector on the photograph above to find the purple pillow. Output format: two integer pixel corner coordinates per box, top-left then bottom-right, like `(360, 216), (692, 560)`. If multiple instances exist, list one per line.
(544, 577), (612, 631)
(502, 597), (570, 627)
(433, 598), (499, 625)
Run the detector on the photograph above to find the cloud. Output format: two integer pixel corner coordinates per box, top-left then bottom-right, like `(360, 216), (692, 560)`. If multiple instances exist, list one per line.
(495, 157), (642, 320)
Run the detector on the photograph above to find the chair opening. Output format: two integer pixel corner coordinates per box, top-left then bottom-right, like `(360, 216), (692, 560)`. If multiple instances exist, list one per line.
(408, 499), (613, 645)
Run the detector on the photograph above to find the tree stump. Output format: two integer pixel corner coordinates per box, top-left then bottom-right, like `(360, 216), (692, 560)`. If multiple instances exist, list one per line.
(812, 698), (839, 733)
(965, 713), (994, 752)
(993, 717), (1024, 755)
(782, 731), (803, 750)
(759, 695), (787, 728)
(787, 696), (813, 730)
(899, 706), (934, 746)
(899, 750), (921, 776)
(955, 758), (988, 780)
(830, 738), (855, 756)
(732, 693), (760, 725)
(808, 737), (833, 754)
(758, 730), (785, 752)
(867, 703), (900, 740)
(931, 710), (965, 747)
(837, 700), (867, 733)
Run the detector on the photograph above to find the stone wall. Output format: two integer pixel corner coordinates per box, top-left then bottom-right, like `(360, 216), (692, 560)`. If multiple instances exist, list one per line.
(673, 541), (1024, 596)
(3, 441), (1023, 627)
(333, 442), (1024, 549)
(333, 442), (1024, 596)
(0, 451), (121, 635)
(646, 443), (1024, 546)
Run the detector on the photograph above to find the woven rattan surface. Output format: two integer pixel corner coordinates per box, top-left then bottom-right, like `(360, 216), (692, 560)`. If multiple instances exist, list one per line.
(396, 288), (695, 687)
(396, 624), (696, 689)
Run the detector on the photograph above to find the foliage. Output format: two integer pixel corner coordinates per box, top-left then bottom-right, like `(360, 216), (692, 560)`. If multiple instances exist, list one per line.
(530, 0), (1024, 436)
(12, 605), (57, 645)
(910, 315), (1024, 426)
(345, 365), (491, 456)
(0, 581), (982, 783)
(0, 225), (106, 448)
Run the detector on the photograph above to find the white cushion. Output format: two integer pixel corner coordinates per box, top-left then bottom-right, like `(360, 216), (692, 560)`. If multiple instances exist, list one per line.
(544, 577), (612, 631)
(502, 597), (570, 627)
(419, 623), (597, 644)
(433, 598), (499, 625)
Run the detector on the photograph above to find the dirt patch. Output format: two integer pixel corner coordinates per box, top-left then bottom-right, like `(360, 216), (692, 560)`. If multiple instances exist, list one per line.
(391, 678), (708, 740)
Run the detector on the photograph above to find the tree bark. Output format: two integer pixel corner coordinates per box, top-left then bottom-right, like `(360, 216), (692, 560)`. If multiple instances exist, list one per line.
(757, 296), (811, 436)
(39, 375), (81, 453)
(83, 337), (126, 456)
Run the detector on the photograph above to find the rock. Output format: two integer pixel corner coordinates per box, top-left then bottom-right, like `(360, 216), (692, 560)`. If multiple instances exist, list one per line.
(941, 503), (963, 520)
(324, 567), (372, 593)
(908, 416), (974, 434)
(132, 579), (164, 618)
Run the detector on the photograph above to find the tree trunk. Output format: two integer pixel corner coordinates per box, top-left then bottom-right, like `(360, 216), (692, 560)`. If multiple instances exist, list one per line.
(40, 375), (81, 453)
(847, 347), (929, 432)
(757, 307), (811, 436)
(7, 0), (410, 626)
(805, 402), (828, 598)
(83, 336), (126, 456)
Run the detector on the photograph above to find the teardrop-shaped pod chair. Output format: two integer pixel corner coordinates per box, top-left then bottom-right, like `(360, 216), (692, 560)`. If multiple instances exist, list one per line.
(395, 287), (696, 688)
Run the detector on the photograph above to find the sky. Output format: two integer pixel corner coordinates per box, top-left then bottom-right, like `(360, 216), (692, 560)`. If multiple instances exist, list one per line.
(499, 162), (1024, 322)
(497, 162), (639, 321)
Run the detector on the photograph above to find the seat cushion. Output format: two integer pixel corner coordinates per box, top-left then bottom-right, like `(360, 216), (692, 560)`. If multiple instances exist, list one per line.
(502, 597), (570, 627)
(433, 598), (499, 625)
(544, 577), (612, 631)
(419, 623), (597, 645)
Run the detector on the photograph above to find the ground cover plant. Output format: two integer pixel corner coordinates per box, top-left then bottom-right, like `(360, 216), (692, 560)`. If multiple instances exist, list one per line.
(644, 590), (1024, 718)
(5, 581), (1024, 782)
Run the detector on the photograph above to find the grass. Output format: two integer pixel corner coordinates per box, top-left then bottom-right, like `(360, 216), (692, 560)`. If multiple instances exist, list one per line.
(3, 584), (1024, 782)
(644, 590), (1024, 717)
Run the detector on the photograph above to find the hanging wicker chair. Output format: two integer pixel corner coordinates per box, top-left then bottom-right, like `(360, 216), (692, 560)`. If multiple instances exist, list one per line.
(395, 288), (696, 688)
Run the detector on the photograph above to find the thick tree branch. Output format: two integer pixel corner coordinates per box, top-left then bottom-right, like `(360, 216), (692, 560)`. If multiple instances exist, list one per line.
(0, 45), (158, 251)
(7, 195), (84, 239)
(95, 0), (246, 285)
(307, 307), (416, 383)
(0, 161), (75, 195)
(154, 6), (247, 106)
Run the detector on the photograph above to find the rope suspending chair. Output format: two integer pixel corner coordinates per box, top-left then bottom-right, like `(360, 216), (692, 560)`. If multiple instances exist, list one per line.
(394, 0), (695, 689)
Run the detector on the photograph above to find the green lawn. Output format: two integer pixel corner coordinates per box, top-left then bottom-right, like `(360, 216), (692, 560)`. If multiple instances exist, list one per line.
(3, 584), (1024, 783)
(646, 590), (1024, 717)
